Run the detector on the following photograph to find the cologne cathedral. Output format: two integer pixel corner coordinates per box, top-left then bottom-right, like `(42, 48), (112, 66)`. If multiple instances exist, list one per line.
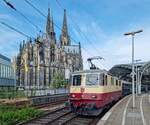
(15, 9), (83, 89)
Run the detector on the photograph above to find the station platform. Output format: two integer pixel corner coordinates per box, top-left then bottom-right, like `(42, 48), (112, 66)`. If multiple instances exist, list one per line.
(97, 93), (150, 125)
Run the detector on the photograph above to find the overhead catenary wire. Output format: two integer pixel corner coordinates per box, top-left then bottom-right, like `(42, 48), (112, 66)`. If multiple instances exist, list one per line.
(0, 21), (52, 50)
(1, 21), (31, 38)
(24, 0), (94, 56)
(3, 0), (43, 33)
(24, 0), (46, 18)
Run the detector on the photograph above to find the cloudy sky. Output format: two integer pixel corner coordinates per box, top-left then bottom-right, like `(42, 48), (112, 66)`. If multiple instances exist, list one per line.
(0, 0), (150, 70)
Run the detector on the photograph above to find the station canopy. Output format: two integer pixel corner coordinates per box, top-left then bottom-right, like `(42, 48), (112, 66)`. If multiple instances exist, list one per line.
(109, 62), (150, 84)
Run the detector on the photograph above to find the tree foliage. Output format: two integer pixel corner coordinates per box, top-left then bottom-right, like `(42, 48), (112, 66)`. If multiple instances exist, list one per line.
(52, 72), (68, 89)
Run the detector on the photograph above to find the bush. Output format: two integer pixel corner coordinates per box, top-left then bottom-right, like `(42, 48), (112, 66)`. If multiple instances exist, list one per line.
(0, 89), (26, 99)
(0, 104), (42, 125)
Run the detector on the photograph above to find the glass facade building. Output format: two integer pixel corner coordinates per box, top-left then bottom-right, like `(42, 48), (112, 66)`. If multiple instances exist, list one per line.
(0, 54), (15, 87)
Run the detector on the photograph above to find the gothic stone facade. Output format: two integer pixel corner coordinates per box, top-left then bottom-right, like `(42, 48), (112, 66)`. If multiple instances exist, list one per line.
(15, 9), (83, 89)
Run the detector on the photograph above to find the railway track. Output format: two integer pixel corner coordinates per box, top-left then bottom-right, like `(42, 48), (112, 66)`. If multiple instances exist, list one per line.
(33, 100), (66, 110)
(19, 94), (112, 125)
(61, 112), (106, 125)
(20, 107), (106, 125)
(62, 116), (94, 125)
(20, 107), (71, 125)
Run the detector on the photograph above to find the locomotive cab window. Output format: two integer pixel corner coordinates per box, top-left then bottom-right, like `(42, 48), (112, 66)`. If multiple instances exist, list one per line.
(72, 75), (81, 86)
(86, 74), (99, 85)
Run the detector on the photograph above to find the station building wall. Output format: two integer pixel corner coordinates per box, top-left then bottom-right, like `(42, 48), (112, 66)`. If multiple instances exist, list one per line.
(0, 54), (15, 87)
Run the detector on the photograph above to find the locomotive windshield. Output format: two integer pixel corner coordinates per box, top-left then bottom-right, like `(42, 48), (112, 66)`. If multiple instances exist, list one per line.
(72, 75), (81, 86)
(86, 74), (99, 85)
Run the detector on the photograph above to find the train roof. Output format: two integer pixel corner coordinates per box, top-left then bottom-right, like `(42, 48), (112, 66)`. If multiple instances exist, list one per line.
(72, 69), (126, 80)
(72, 69), (108, 75)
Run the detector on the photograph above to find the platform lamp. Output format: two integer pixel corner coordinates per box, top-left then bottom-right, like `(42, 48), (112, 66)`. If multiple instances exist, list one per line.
(124, 30), (143, 108)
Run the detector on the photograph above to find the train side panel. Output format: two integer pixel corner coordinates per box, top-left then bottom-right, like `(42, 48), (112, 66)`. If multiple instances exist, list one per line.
(69, 74), (122, 115)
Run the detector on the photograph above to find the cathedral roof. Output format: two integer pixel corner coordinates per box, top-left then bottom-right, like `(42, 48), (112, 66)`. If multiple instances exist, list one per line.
(63, 45), (80, 54)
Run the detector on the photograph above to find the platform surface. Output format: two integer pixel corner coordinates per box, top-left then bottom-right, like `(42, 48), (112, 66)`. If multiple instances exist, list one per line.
(97, 93), (150, 125)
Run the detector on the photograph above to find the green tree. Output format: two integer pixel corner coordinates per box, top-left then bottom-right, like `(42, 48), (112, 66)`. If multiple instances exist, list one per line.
(52, 72), (68, 89)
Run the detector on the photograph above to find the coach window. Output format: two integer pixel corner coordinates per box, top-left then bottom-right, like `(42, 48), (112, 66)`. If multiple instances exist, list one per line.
(103, 75), (107, 86)
(119, 81), (121, 86)
(101, 74), (107, 86)
(72, 75), (81, 86)
(100, 73), (104, 85)
(111, 77), (114, 85)
(0, 64), (1, 77)
(116, 80), (118, 86)
(86, 74), (99, 86)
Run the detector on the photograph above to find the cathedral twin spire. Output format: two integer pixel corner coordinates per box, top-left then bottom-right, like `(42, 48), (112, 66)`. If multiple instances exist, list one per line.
(46, 8), (70, 46)
(46, 8), (56, 44)
(60, 9), (71, 46)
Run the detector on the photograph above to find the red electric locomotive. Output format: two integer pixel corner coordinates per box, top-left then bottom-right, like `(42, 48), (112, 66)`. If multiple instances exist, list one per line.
(69, 69), (122, 116)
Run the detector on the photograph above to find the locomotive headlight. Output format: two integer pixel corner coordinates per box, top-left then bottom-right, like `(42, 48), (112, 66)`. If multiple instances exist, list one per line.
(91, 95), (97, 98)
(72, 94), (75, 98)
